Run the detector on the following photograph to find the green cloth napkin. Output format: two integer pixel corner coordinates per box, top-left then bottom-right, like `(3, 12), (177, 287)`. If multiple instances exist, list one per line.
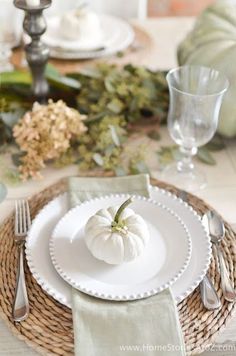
(68, 175), (186, 356)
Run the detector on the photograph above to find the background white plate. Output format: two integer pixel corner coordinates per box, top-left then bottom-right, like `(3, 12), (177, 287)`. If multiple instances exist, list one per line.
(25, 187), (211, 306)
(46, 15), (135, 59)
(49, 195), (192, 300)
(44, 15), (112, 51)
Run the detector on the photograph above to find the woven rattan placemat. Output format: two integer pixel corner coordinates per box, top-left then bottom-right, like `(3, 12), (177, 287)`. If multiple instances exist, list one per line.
(0, 177), (235, 355)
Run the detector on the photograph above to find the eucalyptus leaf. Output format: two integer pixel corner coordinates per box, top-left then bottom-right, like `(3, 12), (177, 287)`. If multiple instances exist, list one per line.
(124, 64), (135, 73)
(87, 92), (101, 103)
(107, 98), (124, 114)
(157, 145), (179, 168)
(0, 119), (13, 143)
(114, 166), (127, 176)
(197, 147), (216, 165)
(12, 152), (25, 167)
(92, 153), (104, 166)
(130, 161), (150, 174)
(78, 67), (102, 78)
(75, 157), (83, 164)
(3, 168), (21, 186)
(104, 77), (116, 93)
(172, 147), (182, 161)
(109, 125), (120, 147)
(1, 108), (25, 128)
(205, 135), (225, 151)
(104, 144), (116, 157)
(142, 78), (156, 99)
(116, 51), (124, 58)
(86, 111), (108, 124)
(65, 72), (81, 80)
(129, 98), (138, 113)
(0, 182), (7, 203)
(152, 106), (168, 120)
(148, 131), (161, 141)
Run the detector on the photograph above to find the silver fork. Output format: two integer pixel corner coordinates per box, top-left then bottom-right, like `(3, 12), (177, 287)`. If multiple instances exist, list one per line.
(12, 200), (31, 322)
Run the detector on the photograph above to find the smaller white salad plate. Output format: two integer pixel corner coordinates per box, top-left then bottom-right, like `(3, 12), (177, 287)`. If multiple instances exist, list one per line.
(49, 195), (192, 300)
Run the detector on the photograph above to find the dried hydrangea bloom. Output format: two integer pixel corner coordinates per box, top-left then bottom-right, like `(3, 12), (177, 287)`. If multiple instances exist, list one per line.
(13, 99), (87, 180)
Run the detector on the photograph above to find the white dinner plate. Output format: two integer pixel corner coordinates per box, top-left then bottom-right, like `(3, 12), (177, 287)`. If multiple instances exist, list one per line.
(34, 14), (135, 59)
(49, 195), (192, 300)
(25, 187), (211, 306)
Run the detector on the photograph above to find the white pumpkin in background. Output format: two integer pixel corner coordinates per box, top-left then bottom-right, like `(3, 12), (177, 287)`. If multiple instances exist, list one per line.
(84, 198), (150, 265)
(60, 8), (102, 42)
(178, 0), (236, 138)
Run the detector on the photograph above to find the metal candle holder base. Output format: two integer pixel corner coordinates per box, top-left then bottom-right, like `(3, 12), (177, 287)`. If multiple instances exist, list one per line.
(14, 0), (51, 101)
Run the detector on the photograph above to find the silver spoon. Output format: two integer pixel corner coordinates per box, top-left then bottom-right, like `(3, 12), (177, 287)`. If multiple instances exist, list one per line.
(204, 211), (236, 302)
(178, 191), (221, 310)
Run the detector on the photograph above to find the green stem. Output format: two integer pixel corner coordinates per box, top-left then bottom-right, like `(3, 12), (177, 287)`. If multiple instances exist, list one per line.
(114, 197), (133, 224)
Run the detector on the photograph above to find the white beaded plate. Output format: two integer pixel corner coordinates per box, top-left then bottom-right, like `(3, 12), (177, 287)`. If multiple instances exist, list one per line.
(25, 186), (211, 305)
(49, 195), (192, 300)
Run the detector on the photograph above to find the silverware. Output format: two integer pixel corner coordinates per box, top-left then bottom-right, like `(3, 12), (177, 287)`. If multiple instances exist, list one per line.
(199, 275), (222, 310)
(204, 211), (236, 302)
(178, 190), (221, 310)
(12, 200), (31, 322)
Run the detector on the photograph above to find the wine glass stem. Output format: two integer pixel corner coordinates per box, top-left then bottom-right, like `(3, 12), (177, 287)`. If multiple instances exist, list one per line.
(177, 146), (197, 173)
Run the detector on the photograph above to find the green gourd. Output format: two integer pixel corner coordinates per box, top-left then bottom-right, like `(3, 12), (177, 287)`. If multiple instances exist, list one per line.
(178, 0), (236, 138)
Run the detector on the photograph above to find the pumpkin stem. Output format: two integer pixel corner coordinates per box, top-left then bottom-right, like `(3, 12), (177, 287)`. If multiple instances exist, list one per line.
(114, 197), (133, 224)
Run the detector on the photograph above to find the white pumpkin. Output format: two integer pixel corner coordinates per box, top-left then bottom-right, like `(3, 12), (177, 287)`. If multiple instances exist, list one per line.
(60, 9), (102, 42)
(84, 198), (149, 265)
(178, 0), (236, 137)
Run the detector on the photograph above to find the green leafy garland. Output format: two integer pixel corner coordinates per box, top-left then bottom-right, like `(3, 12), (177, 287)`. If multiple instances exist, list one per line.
(0, 62), (225, 182)
(0, 63), (168, 179)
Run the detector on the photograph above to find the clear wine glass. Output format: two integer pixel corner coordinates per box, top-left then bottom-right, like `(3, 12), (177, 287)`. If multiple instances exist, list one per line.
(161, 65), (229, 191)
(0, 0), (22, 72)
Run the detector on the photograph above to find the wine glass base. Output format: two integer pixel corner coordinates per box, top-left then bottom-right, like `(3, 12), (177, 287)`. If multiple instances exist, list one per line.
(160, 163), (206, 192)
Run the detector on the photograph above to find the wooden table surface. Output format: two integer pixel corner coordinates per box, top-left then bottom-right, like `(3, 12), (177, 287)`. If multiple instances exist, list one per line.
(1, 17), (236, 356)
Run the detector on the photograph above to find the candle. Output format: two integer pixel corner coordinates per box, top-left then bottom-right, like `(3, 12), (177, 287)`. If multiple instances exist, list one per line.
(26, 0), (40, 7)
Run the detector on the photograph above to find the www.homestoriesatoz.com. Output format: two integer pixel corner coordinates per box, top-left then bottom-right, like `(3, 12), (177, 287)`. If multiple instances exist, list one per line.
(119, 343), (236, 353)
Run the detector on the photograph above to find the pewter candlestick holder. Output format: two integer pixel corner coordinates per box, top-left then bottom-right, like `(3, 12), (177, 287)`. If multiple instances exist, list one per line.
(14, 0), (51, 101)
